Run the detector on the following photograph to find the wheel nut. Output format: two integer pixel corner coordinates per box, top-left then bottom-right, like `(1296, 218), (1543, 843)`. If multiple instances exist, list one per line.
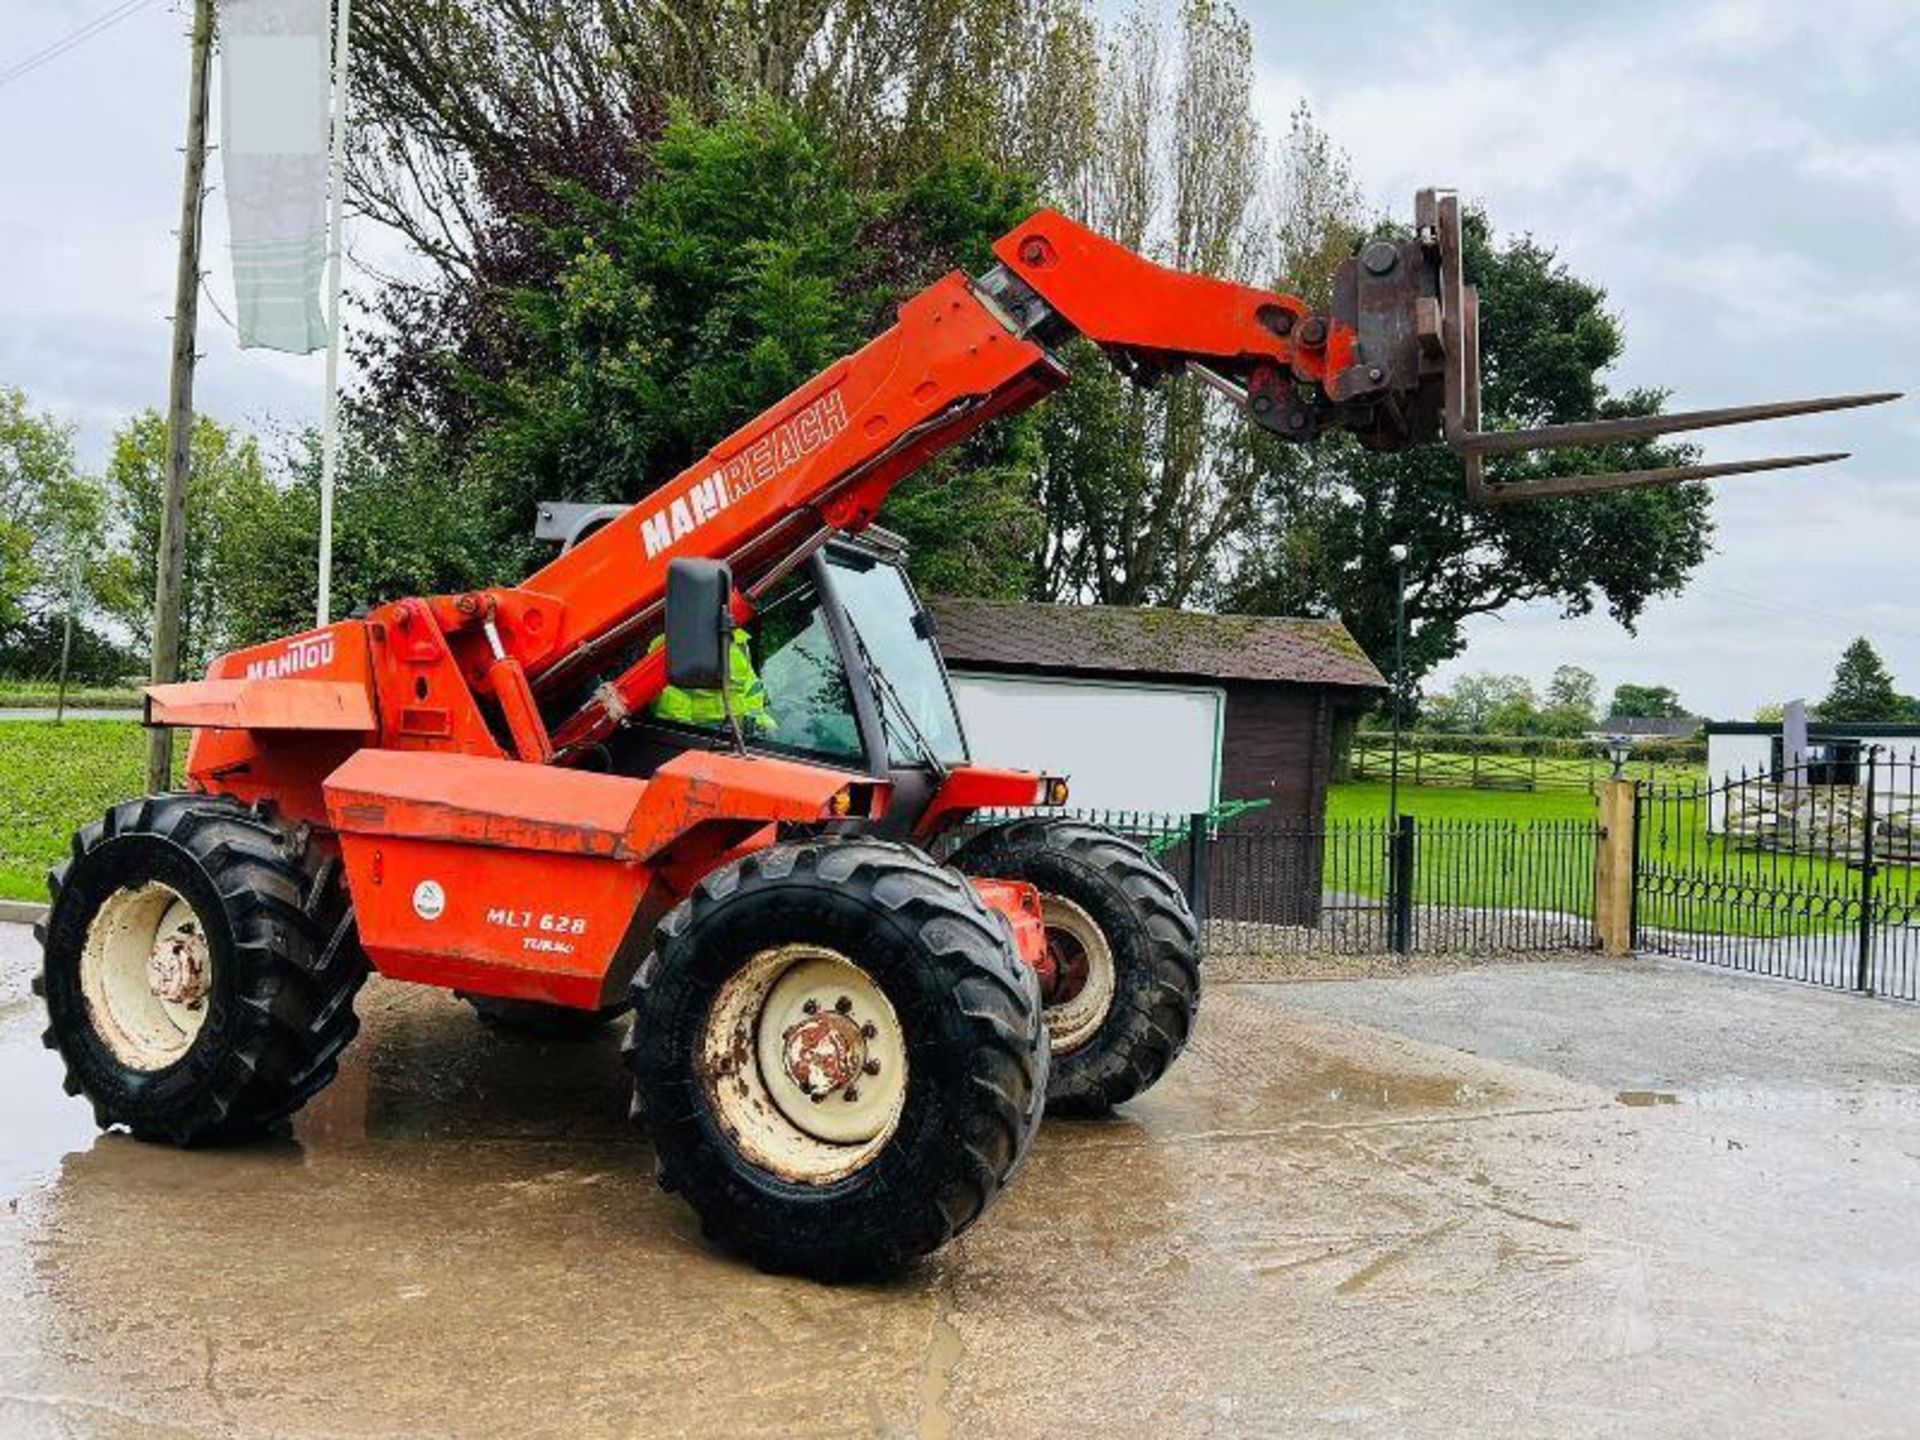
(843, 1087), (859, 1102)
(863, 1059), (881, 1076)
(809, 1091), (825, 1104)
(835, 996), (853, 1014)
(802, 999), (819, 1015)
(861, 1022), (877, 1039)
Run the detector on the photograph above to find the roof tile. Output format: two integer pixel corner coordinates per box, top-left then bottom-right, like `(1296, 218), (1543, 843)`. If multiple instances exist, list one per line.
(929, 598), (1386, 690)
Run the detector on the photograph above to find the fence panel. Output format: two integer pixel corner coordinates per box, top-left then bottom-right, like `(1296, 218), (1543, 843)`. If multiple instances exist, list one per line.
(949, 807), (1599, 961)
(1634, 748), (1920, 1002)
(1350, 732), (1705, 793)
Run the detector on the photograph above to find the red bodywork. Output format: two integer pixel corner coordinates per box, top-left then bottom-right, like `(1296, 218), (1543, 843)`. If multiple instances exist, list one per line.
(148, 207), (1367, 1003)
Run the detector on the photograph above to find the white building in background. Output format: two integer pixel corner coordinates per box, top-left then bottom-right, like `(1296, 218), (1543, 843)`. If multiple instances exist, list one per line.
(1702, 721), (1920, 832)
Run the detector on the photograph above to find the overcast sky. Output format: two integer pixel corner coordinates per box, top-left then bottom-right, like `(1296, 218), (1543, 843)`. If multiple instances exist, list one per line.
(1, 0), (1914, 718)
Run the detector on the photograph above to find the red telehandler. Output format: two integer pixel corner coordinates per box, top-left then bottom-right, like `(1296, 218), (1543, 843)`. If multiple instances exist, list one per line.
(34, 191), (1893, 1277)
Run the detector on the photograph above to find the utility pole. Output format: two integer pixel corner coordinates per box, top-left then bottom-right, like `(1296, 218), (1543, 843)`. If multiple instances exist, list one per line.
(54, 544), (80, 725)
(148, 0), (215, 794)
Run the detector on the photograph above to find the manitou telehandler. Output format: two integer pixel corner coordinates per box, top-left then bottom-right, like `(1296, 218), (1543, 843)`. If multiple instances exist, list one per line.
(34, 191), (1893, 1277)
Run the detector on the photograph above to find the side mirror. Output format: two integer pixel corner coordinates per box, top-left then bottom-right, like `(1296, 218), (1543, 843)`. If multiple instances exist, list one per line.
(664, 558), (732, 691)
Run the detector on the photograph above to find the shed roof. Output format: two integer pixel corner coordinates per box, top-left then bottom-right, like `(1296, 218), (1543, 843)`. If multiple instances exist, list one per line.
(929, 597), (1386, 691)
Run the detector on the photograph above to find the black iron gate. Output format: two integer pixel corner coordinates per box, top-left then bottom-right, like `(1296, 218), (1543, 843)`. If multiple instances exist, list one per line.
(1635, 748), (1920, 1001)
(973, 808), (1598, 959)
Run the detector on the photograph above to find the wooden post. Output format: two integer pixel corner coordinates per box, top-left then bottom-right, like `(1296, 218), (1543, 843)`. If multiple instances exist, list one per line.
(147, 0), (216, 795)
(1593, 777), (1637, 955)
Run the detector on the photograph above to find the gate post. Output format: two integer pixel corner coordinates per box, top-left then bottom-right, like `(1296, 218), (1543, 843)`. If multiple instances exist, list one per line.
(1857, 748), (1877, 995)
(1388, 814), (1416, 954)
(1594, 778), (1637, 955)
(1186, 812), (1211, 932)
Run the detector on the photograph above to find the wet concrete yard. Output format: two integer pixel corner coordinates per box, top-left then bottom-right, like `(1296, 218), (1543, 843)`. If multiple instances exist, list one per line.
(3, 922), (1917, 1437)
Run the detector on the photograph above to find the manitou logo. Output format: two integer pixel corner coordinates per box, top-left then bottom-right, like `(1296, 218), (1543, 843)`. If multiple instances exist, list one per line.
(244, 632), (336, 679)
(641, 389), (849, 559)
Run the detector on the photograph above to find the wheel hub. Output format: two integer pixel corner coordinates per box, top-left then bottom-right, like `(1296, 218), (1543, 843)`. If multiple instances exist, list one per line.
(79, 882), (214, 1071)
(781, 1010), (869, 1098)
(702, 945), (909, 1184)
(147, 920), (210, 1007)
(1043, 927), (1092, 1006)
(1035, 894), (1116, 1056)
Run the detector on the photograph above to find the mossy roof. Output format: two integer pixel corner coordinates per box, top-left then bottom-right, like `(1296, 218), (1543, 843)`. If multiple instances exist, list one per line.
(929, 597), (1386, 690)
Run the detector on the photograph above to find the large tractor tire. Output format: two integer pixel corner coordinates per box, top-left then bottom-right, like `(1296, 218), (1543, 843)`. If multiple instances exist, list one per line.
(625, 838), (1048, 1280)
(34, 794), (367, 1146)
(460, 993), (627, 1040)
(949, 817), (1200, 1116)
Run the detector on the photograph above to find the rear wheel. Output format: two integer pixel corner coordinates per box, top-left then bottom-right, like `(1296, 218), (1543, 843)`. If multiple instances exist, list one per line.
(625, 839), (1047, 1279)
(949, 818), (1200, 1115)
(35, 794), (367, 1145)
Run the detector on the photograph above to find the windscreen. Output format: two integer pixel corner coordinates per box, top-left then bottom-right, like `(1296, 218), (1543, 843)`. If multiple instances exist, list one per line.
(828, 555), (969, 768)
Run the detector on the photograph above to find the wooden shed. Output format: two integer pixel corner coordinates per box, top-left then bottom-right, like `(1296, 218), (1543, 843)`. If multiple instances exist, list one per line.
(929, 598), (1385, 826)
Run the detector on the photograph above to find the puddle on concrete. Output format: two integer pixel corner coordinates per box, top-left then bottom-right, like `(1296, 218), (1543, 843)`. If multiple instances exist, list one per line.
(0, 971), (100, 1205)
(1616, 1090), (1681, 1108)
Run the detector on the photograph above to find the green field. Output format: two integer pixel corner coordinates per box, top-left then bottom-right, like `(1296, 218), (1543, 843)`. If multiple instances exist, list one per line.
(0, 680), (143, 710)
(1328, 780), (1595, 824)
(0, 721), (179, 901)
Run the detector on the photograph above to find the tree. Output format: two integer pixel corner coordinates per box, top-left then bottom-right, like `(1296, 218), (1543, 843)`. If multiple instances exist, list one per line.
(1820, 637), (1903, 723)
(1538, 664), (1599, 736)
(96, 412), (277, 677)
(348, 0), (1098, 278)
(1227, 208), (1712, 690)
(1752, 702), (1786, 724)
(212, 422), (503, 652)
(0, 387), (108, 672)
(1423, 672), (1536, 734)
(1032, 1), (1281, 606)
(355, 103), (1043, 598)
(1609, 683), (1687, 720)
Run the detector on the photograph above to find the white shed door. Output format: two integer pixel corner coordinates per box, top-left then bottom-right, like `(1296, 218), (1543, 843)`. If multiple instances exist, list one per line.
(948, 671), (1223, 817)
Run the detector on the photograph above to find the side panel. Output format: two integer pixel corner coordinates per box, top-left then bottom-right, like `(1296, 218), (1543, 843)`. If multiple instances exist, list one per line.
(323, 748), (875, 1006)
(325, 750), (659, 1008)
(336, 837), (653, 1008)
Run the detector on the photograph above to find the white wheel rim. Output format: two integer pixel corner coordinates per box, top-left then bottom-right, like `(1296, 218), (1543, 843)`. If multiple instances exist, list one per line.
(702, 945), (909, 1185)
(1039, 895), (1115, 1056)
(79, 881), (213, 1072)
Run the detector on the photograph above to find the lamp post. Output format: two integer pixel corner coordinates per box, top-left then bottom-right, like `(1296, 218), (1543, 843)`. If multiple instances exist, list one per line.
(1388, 543), (1409, 830)
(1607, 735), (1634, 781)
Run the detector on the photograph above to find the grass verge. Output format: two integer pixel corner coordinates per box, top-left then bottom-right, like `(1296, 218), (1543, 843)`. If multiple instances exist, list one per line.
(0, 681), (143, 710)
(0, 721), (175, 902)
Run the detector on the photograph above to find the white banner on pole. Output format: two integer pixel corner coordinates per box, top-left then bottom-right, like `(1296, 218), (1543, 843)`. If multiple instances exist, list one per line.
(219, 0), (331, 354)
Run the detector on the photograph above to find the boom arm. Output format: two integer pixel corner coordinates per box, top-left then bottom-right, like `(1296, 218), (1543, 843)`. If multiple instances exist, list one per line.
(402, 189), (1895, 762)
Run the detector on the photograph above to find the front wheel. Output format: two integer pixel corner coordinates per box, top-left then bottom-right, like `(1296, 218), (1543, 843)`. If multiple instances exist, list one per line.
(949, 818), (1200, 1115)
(35, 794), (367, 1145)
(625, 839), (1047, 1280)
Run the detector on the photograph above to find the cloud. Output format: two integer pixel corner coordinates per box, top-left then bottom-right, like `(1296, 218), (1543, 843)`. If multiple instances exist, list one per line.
(1240, 0), (1917, 718)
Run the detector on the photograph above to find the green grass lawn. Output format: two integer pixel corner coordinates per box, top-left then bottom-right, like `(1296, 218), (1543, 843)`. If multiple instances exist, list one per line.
(1328, 780), (1596, 823)
(0, 721), (176, 902)
(1317, 781), (1596, 912)
(1325, 777), (1913, 936)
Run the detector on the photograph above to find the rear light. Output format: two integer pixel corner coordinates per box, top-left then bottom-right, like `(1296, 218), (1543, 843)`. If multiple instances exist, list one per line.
(1041, 776), (1070, 807)
(827, 788), (856, 818)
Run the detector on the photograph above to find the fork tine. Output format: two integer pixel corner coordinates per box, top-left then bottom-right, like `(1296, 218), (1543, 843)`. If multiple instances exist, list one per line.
(1460, 393), (1900, 458)
(1479, 451), (1850, 504)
